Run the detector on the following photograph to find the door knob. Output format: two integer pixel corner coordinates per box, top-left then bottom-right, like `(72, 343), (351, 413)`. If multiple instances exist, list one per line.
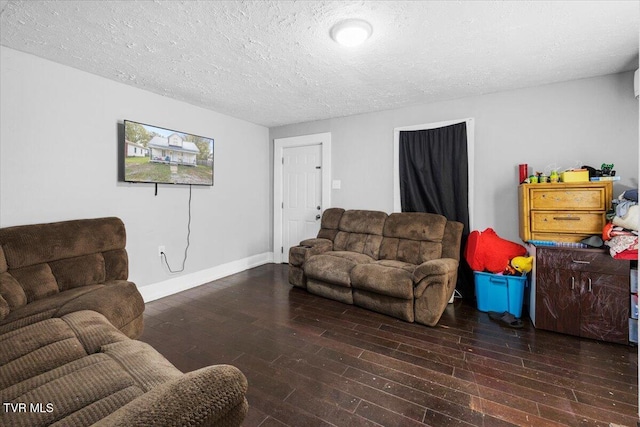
(316, 215), (321, 220)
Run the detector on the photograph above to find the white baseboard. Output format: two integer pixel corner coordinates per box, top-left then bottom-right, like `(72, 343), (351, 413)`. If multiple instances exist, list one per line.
(138, 252), (275, 303)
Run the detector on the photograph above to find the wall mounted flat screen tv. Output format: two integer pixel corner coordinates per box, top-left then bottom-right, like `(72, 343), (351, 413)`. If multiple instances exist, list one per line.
(123, 120), (214, 186)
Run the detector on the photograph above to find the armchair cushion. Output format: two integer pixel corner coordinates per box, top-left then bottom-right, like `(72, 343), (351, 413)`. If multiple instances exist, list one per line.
(0, 285), (101, 334)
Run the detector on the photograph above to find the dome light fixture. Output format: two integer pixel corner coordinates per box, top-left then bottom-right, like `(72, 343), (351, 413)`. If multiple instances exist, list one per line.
(330, 19), (372, 47)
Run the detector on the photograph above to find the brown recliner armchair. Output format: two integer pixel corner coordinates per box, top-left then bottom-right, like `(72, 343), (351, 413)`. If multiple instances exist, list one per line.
(0, 217), (248, 427)
(0, 217), (144, 337)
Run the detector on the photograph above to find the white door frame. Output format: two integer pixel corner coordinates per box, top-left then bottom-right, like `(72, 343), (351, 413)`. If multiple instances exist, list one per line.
(273, 132), (331, 263)
(393, 118), (474, 230)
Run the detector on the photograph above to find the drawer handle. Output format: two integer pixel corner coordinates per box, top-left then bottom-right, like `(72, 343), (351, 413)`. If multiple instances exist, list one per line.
(553, 216), (580, 221)
(572, 259), (590, 264)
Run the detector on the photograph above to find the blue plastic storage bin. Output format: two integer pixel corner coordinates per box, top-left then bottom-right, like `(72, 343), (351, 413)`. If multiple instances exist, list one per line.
(474, 271), (527, 318)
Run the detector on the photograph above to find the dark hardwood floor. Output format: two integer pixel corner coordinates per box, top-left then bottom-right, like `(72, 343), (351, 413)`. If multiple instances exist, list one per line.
(138, 264), (638, 427)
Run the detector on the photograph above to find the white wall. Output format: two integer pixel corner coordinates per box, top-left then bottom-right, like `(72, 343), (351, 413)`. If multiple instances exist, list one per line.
(0, 47), (271, 294)
(270, 72), (639, 244)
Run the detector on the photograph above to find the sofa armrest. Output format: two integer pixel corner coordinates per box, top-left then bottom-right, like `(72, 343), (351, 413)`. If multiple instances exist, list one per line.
(413, 258), (459, 298)
(289, 238), (333, 267)
(93, 364), (248, 427)
(299, 238), (333, 251)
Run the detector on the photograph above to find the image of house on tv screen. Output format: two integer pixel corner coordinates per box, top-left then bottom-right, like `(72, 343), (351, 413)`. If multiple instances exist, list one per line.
(124, 121), (214, 186)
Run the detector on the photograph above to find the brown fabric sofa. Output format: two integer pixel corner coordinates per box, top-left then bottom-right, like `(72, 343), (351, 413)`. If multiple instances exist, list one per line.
(289, 208), (463, 326)
(0, 217), (248, 426)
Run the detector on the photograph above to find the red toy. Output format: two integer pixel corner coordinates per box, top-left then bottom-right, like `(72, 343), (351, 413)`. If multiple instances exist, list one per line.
(464, 228), (527, 273)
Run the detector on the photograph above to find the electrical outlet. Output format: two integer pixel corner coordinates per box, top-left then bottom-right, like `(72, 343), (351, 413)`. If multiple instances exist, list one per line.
(158, 246), (165, 257)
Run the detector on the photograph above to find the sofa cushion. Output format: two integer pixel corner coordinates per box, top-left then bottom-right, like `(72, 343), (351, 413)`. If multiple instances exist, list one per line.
(379, 212), (446, 264)
(333, 210), (387, 259)
(103, 249), (129, 282)
(0, 272), (26, 311)
(49, 253), (106, 291)
(351, 261), (416, 299)
(0, 217), (126, 270)
(304, 251), (375, 287)
(9, 264), (59, 303)
(317, 208), (345, 241)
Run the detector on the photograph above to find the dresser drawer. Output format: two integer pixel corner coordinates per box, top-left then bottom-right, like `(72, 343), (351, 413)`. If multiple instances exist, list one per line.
(531, 211), (605, 234)
(529, 187), (607, 210)
(537, 247), (630, 275)
(530, 232), (593, 243)
(519, 182), (612, 243)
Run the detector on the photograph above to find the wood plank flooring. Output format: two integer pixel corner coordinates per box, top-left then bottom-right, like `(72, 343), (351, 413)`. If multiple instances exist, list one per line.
(138, 264), (638, 427)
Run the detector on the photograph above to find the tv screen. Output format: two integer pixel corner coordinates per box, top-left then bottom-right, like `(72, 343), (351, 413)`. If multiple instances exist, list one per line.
(123, 120), (214, 186)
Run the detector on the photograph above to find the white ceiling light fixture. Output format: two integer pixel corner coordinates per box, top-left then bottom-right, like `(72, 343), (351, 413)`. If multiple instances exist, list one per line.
(330, 19), (373, 47)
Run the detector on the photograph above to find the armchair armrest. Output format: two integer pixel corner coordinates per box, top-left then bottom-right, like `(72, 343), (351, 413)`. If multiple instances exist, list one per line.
(93, 365), (248, 427)
(413, 258), (459, 298)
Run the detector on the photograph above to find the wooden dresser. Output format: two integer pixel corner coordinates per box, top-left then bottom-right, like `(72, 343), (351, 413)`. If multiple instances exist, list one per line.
(518, 181), (612, 243)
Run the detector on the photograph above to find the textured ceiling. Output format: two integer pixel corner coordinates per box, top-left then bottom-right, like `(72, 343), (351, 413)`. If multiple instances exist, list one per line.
(0, 1), (638, 127)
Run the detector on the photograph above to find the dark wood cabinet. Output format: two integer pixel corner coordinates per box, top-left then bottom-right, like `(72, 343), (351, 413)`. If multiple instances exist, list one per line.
(533, 246), (630, 344)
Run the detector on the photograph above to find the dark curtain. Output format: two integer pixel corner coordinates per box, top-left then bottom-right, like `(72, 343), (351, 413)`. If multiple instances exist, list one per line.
(399, 122), (473, 298)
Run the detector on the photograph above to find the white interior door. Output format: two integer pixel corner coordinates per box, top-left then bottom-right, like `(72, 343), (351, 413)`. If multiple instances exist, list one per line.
(273, 132), (331, 264)
(282, 144), (322, 262)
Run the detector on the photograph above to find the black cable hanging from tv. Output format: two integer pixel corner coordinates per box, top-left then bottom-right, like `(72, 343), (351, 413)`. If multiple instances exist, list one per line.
(160, 185), (192, 273)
